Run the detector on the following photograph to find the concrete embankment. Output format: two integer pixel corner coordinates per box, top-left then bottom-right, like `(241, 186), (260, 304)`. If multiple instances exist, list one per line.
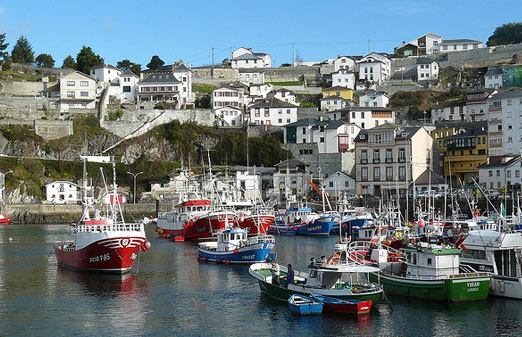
(1, 203), (172, 224)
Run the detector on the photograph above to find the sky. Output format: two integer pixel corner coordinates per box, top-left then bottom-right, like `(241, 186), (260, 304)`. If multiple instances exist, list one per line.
(0, 0), (521, 68)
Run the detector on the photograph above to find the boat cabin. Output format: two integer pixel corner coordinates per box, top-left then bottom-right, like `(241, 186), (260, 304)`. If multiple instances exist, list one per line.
(176, 200), (212, 214)
(461, 230), (522, 277)
(216, 228), (249, 249)
(402, 246), (460, 278)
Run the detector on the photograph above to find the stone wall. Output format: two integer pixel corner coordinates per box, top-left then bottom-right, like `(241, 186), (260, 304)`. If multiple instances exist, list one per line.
(191, 67), (239, 81)
(0, 80), (47, 96)
(0, 119), (73, 140)
(10, 63), (73, 77)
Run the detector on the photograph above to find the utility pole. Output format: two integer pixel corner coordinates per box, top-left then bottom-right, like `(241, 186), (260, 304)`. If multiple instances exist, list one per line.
(211, 47), (215, 79)
(127, 171), (143, 204)
(292, 42), (295, 67)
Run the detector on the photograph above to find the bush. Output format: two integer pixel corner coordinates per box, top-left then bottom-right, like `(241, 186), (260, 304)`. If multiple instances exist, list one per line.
(1, 57), (11, 71)
(299, 102), (316, 108)
(115, 108), (124, 119)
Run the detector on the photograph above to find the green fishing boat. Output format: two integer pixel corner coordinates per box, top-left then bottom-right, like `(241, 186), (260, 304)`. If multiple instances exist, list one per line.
(249, 262), (383, 302)
(369, 245), (491, 302)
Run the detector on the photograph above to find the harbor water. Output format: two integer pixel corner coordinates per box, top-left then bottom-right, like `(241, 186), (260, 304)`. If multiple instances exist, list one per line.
(1, 224), (521, 336)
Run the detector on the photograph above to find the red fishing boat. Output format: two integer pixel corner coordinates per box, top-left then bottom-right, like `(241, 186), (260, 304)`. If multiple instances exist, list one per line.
(0, 214), (10, 225)
(310, 294), (372, 315)
(55, 159), (150, 273)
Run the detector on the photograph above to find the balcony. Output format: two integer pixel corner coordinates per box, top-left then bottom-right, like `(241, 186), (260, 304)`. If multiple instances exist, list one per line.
(399, 157), (406, 163)
(385, 157), (393, 163)
(360, 159), (368, 164)
(373, 158), (380, 164)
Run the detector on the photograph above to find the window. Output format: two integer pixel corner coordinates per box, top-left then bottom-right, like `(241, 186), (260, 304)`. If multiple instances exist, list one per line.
(373, 167), (380, 181)
(373, 149), (380, 163)
(361, 150), (368, 164)
(320, 137), (325, 143)
(345, 181), (349, 188)
(399, 166), (406, 181)
(287, 109), (291, 114)
(255, 108), (260, 117)
(399, 148), (406, 162)
(361, 167), (368, 181)
(81, 101), (87, 107)
(68, 102), (74, 106)
(507, 171), (512, 178)
(287, 119), (290, 123)
(264, 108), (269, 117)
(427, 258), (432, 265)
(489, 170), (493, 177)
(80, 91), (88, 97)
(386, 149), (393, 162)
(123, 86), (131, 93)
(478, 149), (486, 155)
(352, 111), (355, 119)
(80, 81), (88, 86)
(361, 112), (365, 118)
(386, 167), (393, 180)
(278, 119), (282, 123)
(443, 45), (448, 50)
(67, 91), (75, 98)
(67, 81), (75, 86)
(497, 170), (501, 177)
(463, 44), (468, 50)
(329, 182), (334, 188)
(516, 170), (520, 178)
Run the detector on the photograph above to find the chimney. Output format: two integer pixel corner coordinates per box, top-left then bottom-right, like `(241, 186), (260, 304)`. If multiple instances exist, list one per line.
(402, 41), (406, 46)
(188, 62), (192, 69)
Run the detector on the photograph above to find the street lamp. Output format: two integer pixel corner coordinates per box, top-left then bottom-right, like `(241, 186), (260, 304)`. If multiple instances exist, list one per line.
(0, 170), (13, 205)
(127, 171), (143, 204)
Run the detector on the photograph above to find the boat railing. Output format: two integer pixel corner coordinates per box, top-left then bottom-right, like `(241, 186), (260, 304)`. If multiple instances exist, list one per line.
(247, 234), (276, 244)
(77, 222), (144, 233)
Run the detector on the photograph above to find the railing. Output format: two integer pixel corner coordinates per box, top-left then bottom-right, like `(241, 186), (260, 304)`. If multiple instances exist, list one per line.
(385, 158), (393, 163)
(77, 222), (144, 233)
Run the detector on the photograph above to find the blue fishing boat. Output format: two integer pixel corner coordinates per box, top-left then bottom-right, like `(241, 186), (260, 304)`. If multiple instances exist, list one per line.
(295, 212), (338, 236)
(288, 294), (323, 315)
(197, 228), (275, 264)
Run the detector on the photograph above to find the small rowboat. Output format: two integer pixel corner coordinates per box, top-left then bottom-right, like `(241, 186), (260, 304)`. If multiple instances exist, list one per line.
(288, 294), (323, 315)
(310, 294), (372, 315)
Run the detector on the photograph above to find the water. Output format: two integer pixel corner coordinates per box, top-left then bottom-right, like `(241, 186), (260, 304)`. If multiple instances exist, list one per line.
(0, 225), (521, 336)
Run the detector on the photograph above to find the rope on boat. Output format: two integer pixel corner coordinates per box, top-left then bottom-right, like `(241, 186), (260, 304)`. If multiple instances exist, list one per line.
(46, 246), (55, 261)
(135, 249), (141, 276)
(114, 247), (130, 271)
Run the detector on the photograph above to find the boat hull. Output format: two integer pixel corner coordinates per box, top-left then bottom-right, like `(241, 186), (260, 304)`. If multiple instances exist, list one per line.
(490, 276), (522, 299)
(296, 217), (336, 236)
(198, 242), (275, 264)
(239, 215), (274, 235)
(0, 217), (10, 225)
(157, 213), (234, 240)
(55, 236), (146, 273)
(288, 296), (323, 315)
(267, 224), (297, 235)
(311, 294), (372, 315)
(369, 273), (491, 302)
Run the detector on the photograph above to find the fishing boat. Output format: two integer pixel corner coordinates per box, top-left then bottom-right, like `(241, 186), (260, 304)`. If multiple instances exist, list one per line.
(249, 262), (383, 302)
(0, 214), (10, 225)
(288, 294), (323, 315)
(368, 244), (491, 302)
(197, 227), (275, 264)
(156, 197), (236, 240)
(460, 229), (522, 299)
(310, 294), (372, 315)
(54, 159), (150, 273)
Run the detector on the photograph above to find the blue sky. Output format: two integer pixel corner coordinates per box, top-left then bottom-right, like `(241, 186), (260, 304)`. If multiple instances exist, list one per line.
(0, 0), (521, 68)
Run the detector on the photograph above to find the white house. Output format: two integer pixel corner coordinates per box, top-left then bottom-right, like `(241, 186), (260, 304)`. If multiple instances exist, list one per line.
(239, 70), (265, 85)
(249, 98), (298, 126)
(139, 61), (193, 106)
(45, 181), (80, 204)
(215, 106), (243, 127)
(231, 47), (271, 68)
(249, 83), (273, 98)
(320, 96), (350, 111)
(119, 69), (139, 103)
(466, 89), (496, 122)
(441, 39), (483, 53)
(487, 89), (522, 157)
(431, 101), (467, 123)
(347, 107), (395, 129)
(485, 67), (503, 89)
(416, 58), (439, 81)
(323, 171), (356, 195)
(283, 119), (361, 153)
(211, 87), (244, 110)
(357, 53), (391, 83)
(358, 91), (389, 108)
(272, 159), (310, 201)
(235, 168), (262, 200)
(59, 71), (97, 112)
(478, 157), (521, 190)
(333, 56), (356, 72)
(268, 88), (297, 105)
(331, 69), (356, 90)
(90, 64), (122, 84)
(398, 33), (443, 55)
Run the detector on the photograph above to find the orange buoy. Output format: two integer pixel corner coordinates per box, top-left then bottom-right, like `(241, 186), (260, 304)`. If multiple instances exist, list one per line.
(203, 257), (208, 262)
(189, 220), (194, 226)
(233, 249), (239, 254)
(225, 259), (231, 265)
(141, 241), (151, 251)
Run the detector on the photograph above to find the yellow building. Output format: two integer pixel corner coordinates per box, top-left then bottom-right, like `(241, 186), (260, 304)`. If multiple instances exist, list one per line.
(436, 129), (488, 184)
(322, 85), (354, 101)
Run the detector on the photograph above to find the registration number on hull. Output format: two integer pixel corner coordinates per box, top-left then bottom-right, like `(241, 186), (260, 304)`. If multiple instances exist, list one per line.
(89, 253), (110, 263)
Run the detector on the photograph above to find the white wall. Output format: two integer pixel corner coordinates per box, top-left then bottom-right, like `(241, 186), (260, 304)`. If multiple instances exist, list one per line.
(485, 74), (503, 89)
(334, 57), (355, 72)
(211, 87), (244, 109)
(45, 181), (79, 203)
(90, 66), (121, 83)
(250, 106), (297, 126)
(324, 172), (355, 194)
(417, 62), (439, 81)
(359, 92), (389, 108)
(441, 41), (483, 53)
(332, 70), (355, 89)
(215, 107), (242, 127)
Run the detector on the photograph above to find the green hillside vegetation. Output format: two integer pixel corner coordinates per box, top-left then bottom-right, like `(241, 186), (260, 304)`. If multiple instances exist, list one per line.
(390, 89), (466, 119)
(487, 22), (522, 46)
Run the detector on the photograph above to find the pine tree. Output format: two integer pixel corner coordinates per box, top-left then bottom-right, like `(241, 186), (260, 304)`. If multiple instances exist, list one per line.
(76, 46), (103, 75)
(0, 33), (9, 60)
(11, 35), (34, 64)
(35, 53), (55, 68)
(147, 55), (165, 70)
(62, 55), (76, 69)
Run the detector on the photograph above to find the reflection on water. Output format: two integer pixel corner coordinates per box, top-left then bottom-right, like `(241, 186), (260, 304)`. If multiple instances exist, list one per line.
(0, 225), (521, 336)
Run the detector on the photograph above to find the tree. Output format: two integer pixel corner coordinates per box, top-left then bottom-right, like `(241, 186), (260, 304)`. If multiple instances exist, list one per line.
(147, 55), (165, 70)
(62, 55), (76, 69)
(0, 33), (9, 60)
(76, 46), (103, 75)
(35, 53), (55, 68)
(130, 63), (141, 76)
(117, 59), (133, 70)
(117, 59), (141, 75)
(487, 22), (522, 46)
(11, 35), (34, 64)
